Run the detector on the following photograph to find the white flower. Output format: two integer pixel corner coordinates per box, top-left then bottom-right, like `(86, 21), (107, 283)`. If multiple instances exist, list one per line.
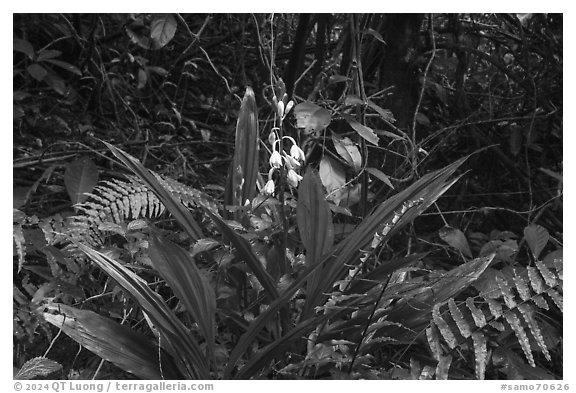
(269, 150), (283, 168)
(284, 154), (300, 170)
(286, 169), (303, 188)
(290, 144), (306, 163)
(264, 179), (275, 195)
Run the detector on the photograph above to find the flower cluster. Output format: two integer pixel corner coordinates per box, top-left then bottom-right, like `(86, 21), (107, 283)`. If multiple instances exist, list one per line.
(264, 134), (305, 195)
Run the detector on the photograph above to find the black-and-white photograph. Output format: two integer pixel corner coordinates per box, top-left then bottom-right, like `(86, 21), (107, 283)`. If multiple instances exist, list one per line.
(13, 13), (563, 382)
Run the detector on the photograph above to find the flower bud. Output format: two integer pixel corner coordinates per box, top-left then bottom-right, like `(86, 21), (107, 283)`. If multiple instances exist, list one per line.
(264, 179), (275, 195)
(277, 101), (285, 119)
(285, 100), (294, 117)
(269, 150), (283, 169)
(286, 169), (303, 188)
(268, 131), (276, 147)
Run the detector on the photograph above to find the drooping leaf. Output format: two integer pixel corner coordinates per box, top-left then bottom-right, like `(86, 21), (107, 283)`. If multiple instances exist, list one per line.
(150, 14), (177, 49)
(439, 226), (473, 258)
(366, 167), (394, 189)
(342, 114), (379, 145)
(64, 157), (99, 204)
(319, 156), (345, 196)
(293, 101), (331, 134)
(14, 38), (35, 59)
(523, 224), (549, 259)
(36, 49), (61, 61)
(43, 303), (181, 379)
(75, 242), (209, 379)
(332, 133), (362, 172)
(149, 234), (216, 357)
(42, 58), (82, 76)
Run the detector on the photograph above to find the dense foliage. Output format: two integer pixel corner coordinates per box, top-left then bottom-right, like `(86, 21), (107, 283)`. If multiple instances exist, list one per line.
(14, 13), (562, 380)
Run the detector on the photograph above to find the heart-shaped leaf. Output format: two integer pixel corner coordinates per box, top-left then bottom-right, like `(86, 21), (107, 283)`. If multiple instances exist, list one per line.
(524, 224), (549, 259)
(150, 14), (177, 49)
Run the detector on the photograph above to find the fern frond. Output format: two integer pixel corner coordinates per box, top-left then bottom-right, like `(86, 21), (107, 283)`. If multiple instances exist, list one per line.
(426, 258), (562, 379)
(66, 173), (219, 246)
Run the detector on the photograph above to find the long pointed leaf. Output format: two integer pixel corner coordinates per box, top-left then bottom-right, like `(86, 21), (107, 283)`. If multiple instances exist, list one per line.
(75, 242), (210, 379)
(149, 234), (216, 358)
(301, 154), (472, 319)
(297, 169), (334, 296)
(225, 86), (260, 210)
(203, 208), (279, 300)
(43, 303), (182, 380)
(102, 141), (203, 241)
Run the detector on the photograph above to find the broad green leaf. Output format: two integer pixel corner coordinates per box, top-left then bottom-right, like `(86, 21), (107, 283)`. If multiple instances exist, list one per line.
(75, 242), (209, 379)
(342, 114), (379, 145)
(524, 224), (549, 259)
(14, 357), (62, 380)
(102, 141), (204, 241)
(439, 226), (473, 258)
(36, 49), (62, 61)
(319, 156), (345, 195)
(366, 167), (394, 189)
(64, 157), (99, 204)
(150, 14), (177, 49)
(302, 153), (474, 319)
(27, 64), (47, 81)
(225, 86), (260, 214)
(43, 303), (182, 380)
(332, 133), (362, 172)
(149, 234), (216, 357)
(294, 101), (331, 134)
(43, 58), (82, 76)
(297, 170), (334, 295)
(14, 38), (35, 59)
